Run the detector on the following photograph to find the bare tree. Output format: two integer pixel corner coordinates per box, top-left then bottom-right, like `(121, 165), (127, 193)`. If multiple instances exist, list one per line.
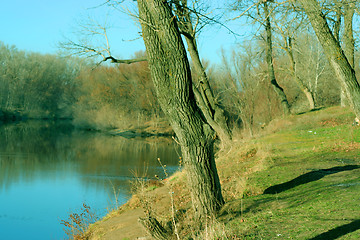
(171, 0), (233, 142)
(129, 3), (228, 237)
(59, 16), (147, 65)
(264, 1), (291, 114)
(341, 0), (356, 106)
(298, 0), (360, 122)
(303, 33), (327, 106)
(343, 0), (355, 68)
(61, 4), (234, 143)
(273, 6), (316, 110)
(137, 0), (224, 227)
(61, 2), (226, 229)
(232, 0), (291, 115)
(220, 43), (270, 136)
(304, 0), (357, 107)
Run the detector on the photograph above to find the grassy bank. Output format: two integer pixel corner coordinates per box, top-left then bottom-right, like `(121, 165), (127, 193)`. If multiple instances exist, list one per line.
(84, 106), (360, 239)
(108, 119), (174, 138)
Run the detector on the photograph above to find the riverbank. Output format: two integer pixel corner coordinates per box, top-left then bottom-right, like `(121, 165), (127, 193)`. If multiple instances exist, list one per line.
(0, 110), (174, 139)
(0, 109), (26, 122)
(108, 119), (174, 139)
(83, 106), (360, 239)
(0, 109), (75, 124)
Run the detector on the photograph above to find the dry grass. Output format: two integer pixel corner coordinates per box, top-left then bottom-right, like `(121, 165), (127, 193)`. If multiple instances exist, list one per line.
(85, 106), (360, 239)
(61, 203), (99, 240)
(217, 140), (272, 201)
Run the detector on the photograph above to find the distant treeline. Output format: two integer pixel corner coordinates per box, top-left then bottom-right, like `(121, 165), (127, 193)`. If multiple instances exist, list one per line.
(1, 29), (358, 131)
(72, 52), (162, 130)
(0, 42), (81, 120)
(0, 42), (162, 129)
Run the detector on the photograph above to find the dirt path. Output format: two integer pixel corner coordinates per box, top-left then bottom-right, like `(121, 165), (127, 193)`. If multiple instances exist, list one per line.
(88, 208), (149, 240)
(87, 183), (175, 240)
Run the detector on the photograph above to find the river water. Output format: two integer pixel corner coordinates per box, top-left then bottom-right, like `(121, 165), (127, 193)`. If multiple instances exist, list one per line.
(0, 121), (180, 240)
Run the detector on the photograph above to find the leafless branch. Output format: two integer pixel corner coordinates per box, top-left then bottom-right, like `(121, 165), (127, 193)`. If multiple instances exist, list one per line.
(103, 56), (147, 64)
(231, 2), (258, 21)
(231, 0), (291, 27)
(59, 13), (147, 67)
(170, 0), (240, 36)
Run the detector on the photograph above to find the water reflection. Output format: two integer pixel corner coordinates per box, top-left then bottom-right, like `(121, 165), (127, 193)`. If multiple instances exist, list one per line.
(0, 121), (180, 240)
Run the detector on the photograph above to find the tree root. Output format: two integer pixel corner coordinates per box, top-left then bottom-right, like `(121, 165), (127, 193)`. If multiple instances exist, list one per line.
(139, 216), (170, 240)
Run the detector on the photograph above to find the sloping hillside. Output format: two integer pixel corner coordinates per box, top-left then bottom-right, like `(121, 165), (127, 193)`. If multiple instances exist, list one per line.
(85, 106), (360, 240)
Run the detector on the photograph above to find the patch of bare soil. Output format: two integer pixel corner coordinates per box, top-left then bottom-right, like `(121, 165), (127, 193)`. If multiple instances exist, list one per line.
(87, 181), (178, 240)
(88, 208), (148, 240)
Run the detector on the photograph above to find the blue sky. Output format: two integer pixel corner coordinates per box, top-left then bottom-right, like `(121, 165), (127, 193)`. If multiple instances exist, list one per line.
(0, 0), (251, 65)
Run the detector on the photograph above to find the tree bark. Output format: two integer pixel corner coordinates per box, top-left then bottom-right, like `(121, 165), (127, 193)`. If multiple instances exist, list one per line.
(343, 1), (355, 68)
(298, 0), (360, 119)
(137, 0), (224, 223)
(139, 217), (169, 240)
(341, 0), (355, 107)
(264, 2), (291, 115)
(333, 4), (342, 43)
(104, 56), (147, 64)
(173, 1), (232, 142)
(185, 33), (232, 143)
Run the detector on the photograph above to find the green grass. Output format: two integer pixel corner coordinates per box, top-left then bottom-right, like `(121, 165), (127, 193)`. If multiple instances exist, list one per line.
(215, 106), (360, 239)
(146, 185), (159, 191)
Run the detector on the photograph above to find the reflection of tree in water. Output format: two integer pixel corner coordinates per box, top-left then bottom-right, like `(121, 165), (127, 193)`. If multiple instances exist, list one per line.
(72, 130), (180, 178)
(0, 120), (180, 193)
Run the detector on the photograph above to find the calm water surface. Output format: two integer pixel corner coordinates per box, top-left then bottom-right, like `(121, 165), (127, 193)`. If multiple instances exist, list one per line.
(0, 121), (180, 240)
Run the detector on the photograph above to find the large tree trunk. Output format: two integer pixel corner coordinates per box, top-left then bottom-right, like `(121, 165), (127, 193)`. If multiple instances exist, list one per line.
(299, 0), (360, 119)
(137, 0), (224, 223)
(138, 217), (169, 240)
(341, 1), (355, 108)
(185, 34), (232, 143)
(173, 1), (232, 142)
(343, 1), (355, 68)
(333, 2), (348, 107)
(333, 4), (342, 43)
(263, 2), (291, 115)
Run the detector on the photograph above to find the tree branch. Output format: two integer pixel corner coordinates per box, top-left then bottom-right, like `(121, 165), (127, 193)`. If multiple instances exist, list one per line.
(103, 56), (147, 64)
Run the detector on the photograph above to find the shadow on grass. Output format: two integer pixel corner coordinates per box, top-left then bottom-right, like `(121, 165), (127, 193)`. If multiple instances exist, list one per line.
(296, 107), (325, 115)
(309, 219), (360, 240)
(263, 165), (360, 194)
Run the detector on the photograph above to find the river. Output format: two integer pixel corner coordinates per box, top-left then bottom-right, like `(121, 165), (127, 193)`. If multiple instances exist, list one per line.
(0, 120), (180, 240)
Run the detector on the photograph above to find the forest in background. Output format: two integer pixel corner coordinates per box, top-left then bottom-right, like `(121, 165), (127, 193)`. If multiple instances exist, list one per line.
(1, 27), (359, 132)
(0, 44), (161, 129)
(1, 17), (359, 132)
